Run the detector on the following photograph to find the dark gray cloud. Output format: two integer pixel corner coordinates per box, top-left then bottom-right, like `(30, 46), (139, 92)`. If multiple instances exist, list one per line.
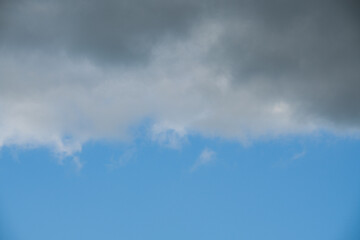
(0, 0), (359, 152)
(207, 0), (360, 127)
(0, 0), (202, 64)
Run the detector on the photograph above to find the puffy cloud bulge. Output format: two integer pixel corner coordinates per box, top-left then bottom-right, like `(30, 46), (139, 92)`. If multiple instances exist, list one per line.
(0, 0), (359, 154)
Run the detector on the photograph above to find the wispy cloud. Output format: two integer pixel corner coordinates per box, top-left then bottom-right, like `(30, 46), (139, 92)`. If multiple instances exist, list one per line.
(274, 150), (307, 169)
(106, 148), (136, 170)
(72, 156), (84, 171)
(190, 148), (216, 172)
(150, 122), (187, 149)
(291, 150), (306, 161)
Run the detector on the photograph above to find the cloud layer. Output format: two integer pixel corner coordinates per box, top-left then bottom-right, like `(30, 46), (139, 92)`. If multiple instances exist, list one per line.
(0, 0), (359, 154)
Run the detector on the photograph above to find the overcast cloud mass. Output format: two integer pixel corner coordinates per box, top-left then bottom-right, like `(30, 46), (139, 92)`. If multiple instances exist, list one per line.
(0, 0), (359, 154)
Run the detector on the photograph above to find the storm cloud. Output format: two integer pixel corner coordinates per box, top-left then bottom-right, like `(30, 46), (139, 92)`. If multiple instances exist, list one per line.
(0, 0), (359, 153)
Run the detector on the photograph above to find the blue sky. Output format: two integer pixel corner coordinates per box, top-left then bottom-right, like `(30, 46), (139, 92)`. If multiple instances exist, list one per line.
(1, 0), (360, 239)
(1, 133), (360, 240)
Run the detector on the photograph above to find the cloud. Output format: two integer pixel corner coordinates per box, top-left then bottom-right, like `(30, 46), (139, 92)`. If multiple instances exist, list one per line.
(150, 122), (188, 149)
(190, 148), (216, 172)
(72, 156), (84, 171)
(0, 0), (201, 64)
(211, 0), (360, 128)
(292, 150), (306, 161)
(107, 148), (136, 169)
(0, 0), (359, 154)
(274, 149), (307, 168)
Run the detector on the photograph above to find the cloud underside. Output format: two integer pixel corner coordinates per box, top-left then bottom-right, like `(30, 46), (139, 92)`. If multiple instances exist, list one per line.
(0, 0), (359, 154)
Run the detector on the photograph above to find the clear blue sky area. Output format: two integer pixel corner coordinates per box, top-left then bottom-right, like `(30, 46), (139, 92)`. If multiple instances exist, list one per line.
(1, 134), (360, 240)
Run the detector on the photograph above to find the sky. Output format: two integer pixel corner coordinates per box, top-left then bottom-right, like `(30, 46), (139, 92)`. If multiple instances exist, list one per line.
(0, 0), (360, 239)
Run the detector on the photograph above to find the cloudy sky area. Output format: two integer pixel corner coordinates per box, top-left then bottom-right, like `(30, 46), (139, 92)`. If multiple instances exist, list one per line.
(1, 1), (360, 240)
(1, 0), (359, 154)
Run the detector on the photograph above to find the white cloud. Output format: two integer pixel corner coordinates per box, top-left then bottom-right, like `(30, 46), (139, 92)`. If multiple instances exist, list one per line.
(190, 148), (216, 172)
(150, 122), (187, 149)
(72, 156), (84, 171)
(274, 149), (307, 168)
(106, 148), (136, 170)
(291, 150), (306, 161)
